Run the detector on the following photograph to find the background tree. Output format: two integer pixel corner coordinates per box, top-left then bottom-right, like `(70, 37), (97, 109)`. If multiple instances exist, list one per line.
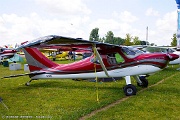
(88, 29), (158, 46)
(124, 33), (133, 46)
(114, 37), (125, 45)
(89, 28), (99, 41)
(171, 33), (177, 46)
(133, 36), (141, 45)
(104, 31), (114, 44)
(99, 37), (105, 43)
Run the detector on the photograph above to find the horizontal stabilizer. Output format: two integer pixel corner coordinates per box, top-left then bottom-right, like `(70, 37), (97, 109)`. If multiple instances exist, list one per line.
(1, 72), (46, 79)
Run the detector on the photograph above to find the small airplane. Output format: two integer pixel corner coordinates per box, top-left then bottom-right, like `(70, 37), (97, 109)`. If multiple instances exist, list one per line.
(40, 48), (69, 61)
(0, 47), (17, 63)
(2, 35), (179, 96)
(142, 46), (180, 65)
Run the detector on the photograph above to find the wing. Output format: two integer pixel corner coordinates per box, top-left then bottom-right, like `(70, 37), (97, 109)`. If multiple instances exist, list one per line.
(143, 46), (176, 53)
(16, 35), (121, 77)
(17, 35), (121, 51)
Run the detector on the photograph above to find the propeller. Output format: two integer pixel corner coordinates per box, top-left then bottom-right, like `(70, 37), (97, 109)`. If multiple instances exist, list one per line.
(166, 53), (179, 61)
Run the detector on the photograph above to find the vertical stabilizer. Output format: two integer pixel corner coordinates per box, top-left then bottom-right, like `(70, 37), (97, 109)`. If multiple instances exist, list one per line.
(23, 48), (58, 72)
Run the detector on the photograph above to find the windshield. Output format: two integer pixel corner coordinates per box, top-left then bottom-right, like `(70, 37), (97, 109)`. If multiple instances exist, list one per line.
(121, 46), (144, 58)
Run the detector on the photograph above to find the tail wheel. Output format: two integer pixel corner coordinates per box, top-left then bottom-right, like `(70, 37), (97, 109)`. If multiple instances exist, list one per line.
(137, 76), (148, 88)
(25, 82), (30, 86)
(25, 80), (33, 86)
(123, 84), (137, 96)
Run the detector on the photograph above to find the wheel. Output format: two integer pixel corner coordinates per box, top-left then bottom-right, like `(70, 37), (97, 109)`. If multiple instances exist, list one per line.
(25, 82), (30, 86)
(137, 76), (148, 87)
(123, 84), (137, 96)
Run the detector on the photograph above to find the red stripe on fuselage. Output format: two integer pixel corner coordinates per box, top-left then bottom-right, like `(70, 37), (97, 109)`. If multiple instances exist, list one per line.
(25, 48), (58, 68)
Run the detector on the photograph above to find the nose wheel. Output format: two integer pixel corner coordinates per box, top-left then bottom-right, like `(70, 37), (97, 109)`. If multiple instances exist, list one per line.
(123, 76), (137, 96)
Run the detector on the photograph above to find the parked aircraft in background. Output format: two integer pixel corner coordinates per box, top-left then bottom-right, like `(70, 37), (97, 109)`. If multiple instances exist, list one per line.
(40, 48), (68, 61)
(2, 35), (179, 96)
(142, 46), (180, 65)
(0, 47), (17, 62)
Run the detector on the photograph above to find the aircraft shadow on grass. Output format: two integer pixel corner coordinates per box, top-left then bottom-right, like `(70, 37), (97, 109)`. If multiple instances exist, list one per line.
(14, 81), (123, 92)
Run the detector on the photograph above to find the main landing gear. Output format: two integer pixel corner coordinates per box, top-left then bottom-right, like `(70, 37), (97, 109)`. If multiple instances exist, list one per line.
(123, 75), (148, 96)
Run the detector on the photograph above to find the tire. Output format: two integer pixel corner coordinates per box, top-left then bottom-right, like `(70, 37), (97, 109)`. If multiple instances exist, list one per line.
(123, 84), (137, 96)
(25, 82), (30, 86)
(137, 76), (148, 88)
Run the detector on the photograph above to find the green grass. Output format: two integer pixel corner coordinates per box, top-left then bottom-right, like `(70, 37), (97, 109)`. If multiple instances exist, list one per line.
(0, 63), (126, 120)
(88, 65), (180, 120)
(0, 63), (179, 120)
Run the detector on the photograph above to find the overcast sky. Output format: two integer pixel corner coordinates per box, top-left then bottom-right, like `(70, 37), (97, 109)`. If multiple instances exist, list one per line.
(0, 0), (178, 47)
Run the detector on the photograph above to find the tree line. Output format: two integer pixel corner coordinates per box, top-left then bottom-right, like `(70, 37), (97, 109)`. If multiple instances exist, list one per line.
(89, 28), (177, 46)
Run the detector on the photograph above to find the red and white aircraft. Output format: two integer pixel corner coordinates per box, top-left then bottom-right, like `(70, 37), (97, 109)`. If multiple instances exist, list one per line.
(142, 46), (180, 65)
(0, 47), (17, 62)
(3, 35), (179, 96)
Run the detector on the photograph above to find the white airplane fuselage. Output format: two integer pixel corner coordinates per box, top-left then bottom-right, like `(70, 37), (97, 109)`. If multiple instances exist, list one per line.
(31, 65), (161, 80)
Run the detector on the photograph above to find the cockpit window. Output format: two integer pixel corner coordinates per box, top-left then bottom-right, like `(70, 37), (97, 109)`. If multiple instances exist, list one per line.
(107, 52), (124, 64)
(122, 47), (136, 55)
(115, 53), (124, 63)
(122, 46), (144, 58)
(166, 48), (176, 53)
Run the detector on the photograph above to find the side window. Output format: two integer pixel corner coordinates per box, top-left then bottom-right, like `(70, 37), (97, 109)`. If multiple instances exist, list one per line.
(107, 53), (124, 64)
(115, 53), (124, 63)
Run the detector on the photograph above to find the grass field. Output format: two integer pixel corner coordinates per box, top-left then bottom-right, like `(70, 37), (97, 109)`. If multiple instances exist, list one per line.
(0, 62), (180, 120)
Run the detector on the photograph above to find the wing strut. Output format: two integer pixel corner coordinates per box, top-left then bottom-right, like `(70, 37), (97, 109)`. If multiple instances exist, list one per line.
(92, 44), (110, 77)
